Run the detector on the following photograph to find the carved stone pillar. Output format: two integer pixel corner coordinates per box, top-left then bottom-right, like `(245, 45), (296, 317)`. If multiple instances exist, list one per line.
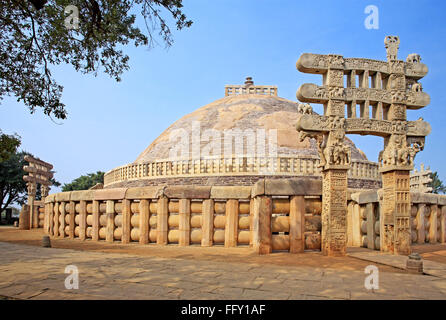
(381, 170), (411, 255)
(27, 182), (37, 229)
(322, 167), (349, 256)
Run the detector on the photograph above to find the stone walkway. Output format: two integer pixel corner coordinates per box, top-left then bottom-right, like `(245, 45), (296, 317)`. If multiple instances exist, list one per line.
(0, 242), (445, 300)
(348, 250), (446, 279)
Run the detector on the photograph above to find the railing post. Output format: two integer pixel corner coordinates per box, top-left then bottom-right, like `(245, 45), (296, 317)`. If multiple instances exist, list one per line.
(47, 202), (54, 236)
(53, 202), (59, 237)
(429, 205), (438, 244)
(106, 200), (115, 243)
(441, 205), (446, 243)
(253, 196), (272, 254)
(225, 199), (239, 247)
(92, 200), (99, 241)
(69, 201), (75, 239)
(157, 196), (168, 245)
(44, 203), (50, 234)
(289, 196), (305, 253)
(139, 199), (150, 244)
(366, 203), (376, 250)
(201, 199), (214, 247)
(79, 200), (87, 241)
(416, 204), (426, 244)
(59, 201), (65, 238)
(122, 199), (131, 244)
(179, 199), (191, 246)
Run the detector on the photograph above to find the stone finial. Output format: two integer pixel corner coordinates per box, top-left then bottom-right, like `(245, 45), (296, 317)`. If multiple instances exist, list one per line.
(244, 77), (254, 87)
(384, 35), (400, 62)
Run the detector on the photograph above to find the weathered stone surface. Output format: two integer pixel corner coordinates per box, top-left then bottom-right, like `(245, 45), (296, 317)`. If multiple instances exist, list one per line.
(350, 190), (379, 204)
(94, 188), (127, 200)
(264, 178), (321, 196)
(55, 192), (71, 202)
(125, 186), (164, 199)
(411, 192), (438, 204)
(437, 195), (446, 206)
(164, 186), (210, 199)
(44, 194), (55, 203)
(251, 179), (265, 198)
(305, 215), (322, 232)
(70, 190), (94, 201)
(210, 186), (251, 199)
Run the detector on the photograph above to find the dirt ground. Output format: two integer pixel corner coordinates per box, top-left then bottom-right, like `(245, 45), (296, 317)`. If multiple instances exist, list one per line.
(0, 226), (445, 272)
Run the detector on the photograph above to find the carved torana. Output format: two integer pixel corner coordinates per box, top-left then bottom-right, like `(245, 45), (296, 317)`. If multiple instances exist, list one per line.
(295, 36), (431, 256)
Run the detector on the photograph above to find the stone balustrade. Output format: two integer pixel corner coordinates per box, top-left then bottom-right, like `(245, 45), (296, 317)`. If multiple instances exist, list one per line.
(104, 156), (380, 187)
(43, 178), (445, 254)
(44, 178), (323, 253)
(225, 85), (278, 96)
(348, 191), (446, 250)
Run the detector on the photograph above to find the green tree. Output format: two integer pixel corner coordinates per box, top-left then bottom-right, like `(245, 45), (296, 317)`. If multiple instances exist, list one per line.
(1, 1), (192, 119)
(62, 171), (105, 191)
(0, 130), (21, 162)
(0, 151), (27, 213)
(429, 171), (446, 194)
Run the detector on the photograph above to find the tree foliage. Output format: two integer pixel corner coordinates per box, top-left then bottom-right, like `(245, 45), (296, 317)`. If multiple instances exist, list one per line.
(429, 171), (446, 194)
(0, 151), (28, 212)
(62, 171), (104, 191)
(0, 0), (192, 119)
(0, 130), (21, 162)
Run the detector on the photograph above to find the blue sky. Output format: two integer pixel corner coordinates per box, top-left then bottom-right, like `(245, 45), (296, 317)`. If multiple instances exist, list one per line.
(1, 0), (446, 192)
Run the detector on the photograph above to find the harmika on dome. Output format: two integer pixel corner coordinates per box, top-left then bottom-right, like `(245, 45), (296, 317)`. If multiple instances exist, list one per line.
(104, 77), (381, 190)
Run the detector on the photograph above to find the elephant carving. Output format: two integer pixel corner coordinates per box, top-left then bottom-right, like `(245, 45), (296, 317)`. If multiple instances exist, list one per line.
(298, 103), (313, 114)
(412, 82), (422, 92)
(406, 53), (421, 64)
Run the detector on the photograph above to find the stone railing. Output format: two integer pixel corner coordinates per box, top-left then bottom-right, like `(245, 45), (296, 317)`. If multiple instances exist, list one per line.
(44, 178), (323, 253)
(44, 178), (445, 254)
(224, 85), (278, 96)
(348, 191), (446, 250)
(104, 156), (380, 187)
(18, 200), (45, 230)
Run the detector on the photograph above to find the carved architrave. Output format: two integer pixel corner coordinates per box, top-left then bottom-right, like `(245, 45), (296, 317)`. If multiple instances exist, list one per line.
(297, 84), (430, 109)
(321, 169), (348, 256)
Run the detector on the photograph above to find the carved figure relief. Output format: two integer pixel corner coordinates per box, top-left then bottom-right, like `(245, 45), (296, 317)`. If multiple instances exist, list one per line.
(384, 36), (400, 61)
(411, 82), (422, 92)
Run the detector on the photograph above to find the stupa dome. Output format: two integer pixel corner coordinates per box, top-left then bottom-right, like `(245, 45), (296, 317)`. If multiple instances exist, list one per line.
(104, 78), (380, 189)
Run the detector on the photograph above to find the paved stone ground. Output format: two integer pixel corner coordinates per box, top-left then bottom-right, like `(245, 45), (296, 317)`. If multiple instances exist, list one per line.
(348, 249), (446, 279)
(0, 241), (445, 300)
